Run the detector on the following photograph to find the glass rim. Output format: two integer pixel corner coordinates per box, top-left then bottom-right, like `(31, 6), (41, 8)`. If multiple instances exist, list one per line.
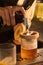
(0, 43), (16, 49)
(20, 31), (39, 39)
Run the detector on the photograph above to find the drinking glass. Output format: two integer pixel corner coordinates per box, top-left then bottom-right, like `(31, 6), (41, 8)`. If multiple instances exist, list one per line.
(0, 43), (16, 65)
(20, 31), (39, 60)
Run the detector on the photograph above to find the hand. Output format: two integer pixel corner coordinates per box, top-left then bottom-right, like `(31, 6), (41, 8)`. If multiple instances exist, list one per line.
(10, 6), (26, 25)
(2, 6), (26, 26)
(0, 7), (11, 26)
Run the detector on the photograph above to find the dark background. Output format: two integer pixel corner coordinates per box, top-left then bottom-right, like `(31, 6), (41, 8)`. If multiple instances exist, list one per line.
(0, 0), (18, 7)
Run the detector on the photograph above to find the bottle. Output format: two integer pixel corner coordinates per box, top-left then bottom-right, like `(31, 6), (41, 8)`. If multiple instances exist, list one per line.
(34, 0), (43, 21)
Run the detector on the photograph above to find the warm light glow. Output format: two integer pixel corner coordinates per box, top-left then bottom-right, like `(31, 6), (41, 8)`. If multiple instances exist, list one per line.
(17, 0), (24, 6)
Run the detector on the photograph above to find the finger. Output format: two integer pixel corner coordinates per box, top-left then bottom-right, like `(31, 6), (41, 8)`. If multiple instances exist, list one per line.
(7, 6), (16, 26)
(0, 8), (6, 25)
(4, 7), (10, 26)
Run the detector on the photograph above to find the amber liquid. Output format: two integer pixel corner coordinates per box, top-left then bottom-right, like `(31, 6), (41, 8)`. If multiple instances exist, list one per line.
(21, 47), (37, 59)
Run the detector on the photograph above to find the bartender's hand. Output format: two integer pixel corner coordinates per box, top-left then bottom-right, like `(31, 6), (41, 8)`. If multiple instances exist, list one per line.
(2, 6), (26, 26)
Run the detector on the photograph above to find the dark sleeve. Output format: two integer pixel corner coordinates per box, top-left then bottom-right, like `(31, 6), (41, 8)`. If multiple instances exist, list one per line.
(0, 0), (18, 7)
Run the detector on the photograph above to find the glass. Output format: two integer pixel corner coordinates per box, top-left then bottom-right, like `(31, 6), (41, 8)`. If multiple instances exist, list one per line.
(20, 31), (39, 61)
(0, 43), (16, 65)
(34, 0), (43, 21)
